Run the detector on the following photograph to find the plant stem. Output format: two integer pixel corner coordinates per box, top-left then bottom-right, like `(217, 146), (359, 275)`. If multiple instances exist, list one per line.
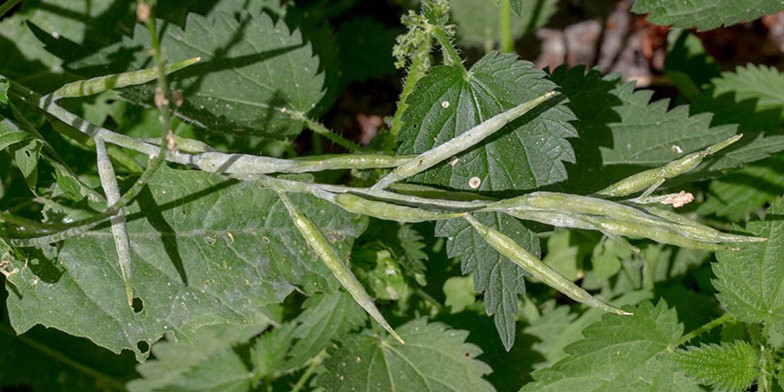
(290, 349), (328, 392)
(389, 40), (431, 141)
(499, 0), (514, 53)
(0, 0), (21, 18)
(675, 313), (733, 346)
(432, 27), (467, 77)
(293, 111), (359, 152)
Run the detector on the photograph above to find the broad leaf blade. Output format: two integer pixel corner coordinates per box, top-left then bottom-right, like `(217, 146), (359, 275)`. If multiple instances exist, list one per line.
(318, 319), (494, 392)
(398, 52), (576, 192)
(713, 197), (784, 334)
(127, 322), (267, 392)
(4, 166), (367, 360)
(521, 301), (700, 392)
(436, 212), (539, 350)
(671, 341), (759, 392)
(68, 11), (324, 138)
(631, 0), (784, 31)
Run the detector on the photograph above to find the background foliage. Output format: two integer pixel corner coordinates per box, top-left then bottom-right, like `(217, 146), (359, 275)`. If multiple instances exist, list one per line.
(2, 0), (784, 391)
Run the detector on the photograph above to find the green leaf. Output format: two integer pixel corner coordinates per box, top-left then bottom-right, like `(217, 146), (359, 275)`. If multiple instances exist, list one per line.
(510, 0), (523, 15)
(127, 322), (268, 392)
(714, 197), (784, 335)
(698, 157), (784, 221)
(443, 276), (477, 313)
(452, 0), (558, 48)
(398, 52), (576, 192)
(664, 29), (720, 99)
(4, 166), (367, 360)
(541, 229), (591, 281)
(249, 323), (297, 381)
(317, 319), (494, 391)
(436, 212), (540, 351)
(521, 301), (700, 392)
(671, 341), (759, 392)
(0, 77), (7, 105)
(12, 138), (42, 191)
(550, 66), (784, 192)
(285, 291), (366, 369)
(68, 11), (324, 139)
(693, 64), (784, 132)
(0, 117), (30, 151)
(631, 0), (784, 31)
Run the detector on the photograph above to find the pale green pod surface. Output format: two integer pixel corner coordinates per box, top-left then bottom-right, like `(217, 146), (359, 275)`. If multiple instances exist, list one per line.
(643, 206), (766, 243)
(335, 193), (465, 223)
(580, 214), (727, 251)
(371, 91), (557, 190)
(464, 214), (631, 316)
(597, 134), (742, 197)
(278, 192), (405, 344)
(54, 57), (201, 98)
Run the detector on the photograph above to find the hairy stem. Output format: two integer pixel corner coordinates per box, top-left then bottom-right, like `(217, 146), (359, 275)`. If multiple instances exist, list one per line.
(675, 313), (733, 347)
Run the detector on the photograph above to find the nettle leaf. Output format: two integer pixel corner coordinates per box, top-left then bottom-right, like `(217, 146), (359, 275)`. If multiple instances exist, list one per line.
(452, 0), (558, 48)
(127, 322), (269, 392)
(317, 319), (494, 392)
(69, 11), (324, 139)
(671, 341), (759, 392)
(698, 157), (784, 221)
(398, 52), (577, 192)
(549, 66), (784, 192)
(436, 212), (539, 350)
(714, 197), (784, 335)
(521, 301), (700, 392)
(285, 291), (366, 369)
(4, 166), (367, 360)
(631, 0), (784, 31)
(0, 117), (30, 151)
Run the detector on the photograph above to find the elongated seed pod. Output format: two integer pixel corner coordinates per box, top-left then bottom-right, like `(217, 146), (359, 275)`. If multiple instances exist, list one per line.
(642, 206), (766, 243)
(464, 214), (631, 316)
(53, 57), (201, 98)
(278, 192), (405, 344)
(371, 91), (557, 190)
(597, 134), (743, 197)
(335, 193), (465, 223)
(579, 214), (727, 251)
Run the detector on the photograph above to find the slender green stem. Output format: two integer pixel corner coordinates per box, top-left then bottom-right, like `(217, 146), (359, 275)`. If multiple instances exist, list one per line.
(0, 323), (126, 391)
(499, 0), (514, 53)
(432, 27), (467, 76)
(290, 350), (328, 392)
(389, 40), (431, 140)
(0, 0), (21, 18)
(293, 112), (359, 152)
(675, 313), (733, 347)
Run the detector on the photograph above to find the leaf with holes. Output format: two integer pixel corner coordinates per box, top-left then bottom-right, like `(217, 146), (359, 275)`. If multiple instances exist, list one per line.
(3, 166), (367, 360)
(398, 52), (576, 192)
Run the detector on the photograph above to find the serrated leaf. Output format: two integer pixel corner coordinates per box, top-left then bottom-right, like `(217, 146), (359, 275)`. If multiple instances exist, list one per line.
(693, 64), (784, 133)
(714, 197), (784, 335)
(671, 341), (759, 392)
(452, 0), (558, 48)
(398, 52), (576, 192)
(68, 11), (324, 138)
(550, 66), (784, 192)
(318, 319), (494, 392)
(436, 212), (540, 350)
(521, 301), (700, 392)
(249, 323), (297, 380)
(4, 166), (367, 360)
(665, 29), (720, 99)
(0, 117), (30, 151)
(631, 0), (784, 31)
(285, 291), (366, 369)
(127, 322), (268, 392)
(698, 157), (784, 221)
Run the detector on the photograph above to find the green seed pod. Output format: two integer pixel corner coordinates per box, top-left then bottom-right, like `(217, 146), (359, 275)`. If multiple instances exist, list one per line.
(579, 214), (727, 251)
(597, 134), (742, 197)
(278, 192), (405, 344)
(53, 57), (201, 99)
(372, 91), (557, 190)
(464, 214), (631, 316)
(335, 193), (465, 223)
